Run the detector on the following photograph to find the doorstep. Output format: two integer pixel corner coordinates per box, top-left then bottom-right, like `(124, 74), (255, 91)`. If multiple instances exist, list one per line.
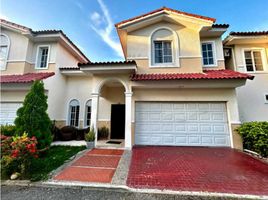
(52, 148), (124, 183)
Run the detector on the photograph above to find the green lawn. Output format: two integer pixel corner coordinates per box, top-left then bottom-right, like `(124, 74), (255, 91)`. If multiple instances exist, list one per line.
(28, 145), (86, 181)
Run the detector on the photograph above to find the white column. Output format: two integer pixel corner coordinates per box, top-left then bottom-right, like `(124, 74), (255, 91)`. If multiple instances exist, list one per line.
(91, 92), (99, 143)
(125, 92), (133, 149)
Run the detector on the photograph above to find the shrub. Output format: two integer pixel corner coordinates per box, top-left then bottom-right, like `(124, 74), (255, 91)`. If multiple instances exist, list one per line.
(1, 133), (38, 179)
(0, 125), (16, 136)
(85, 128), (95, 142)
(98, 126), (109, 139)
(236, 121), (268, 157)
(15, 80), (52, 149)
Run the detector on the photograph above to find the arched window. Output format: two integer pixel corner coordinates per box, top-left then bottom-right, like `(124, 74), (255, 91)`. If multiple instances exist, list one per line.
(0, 34), (10, 70)
(150, 27), (179, 67)
(84, 100), (92, 127)
(69, 99), (80, 127)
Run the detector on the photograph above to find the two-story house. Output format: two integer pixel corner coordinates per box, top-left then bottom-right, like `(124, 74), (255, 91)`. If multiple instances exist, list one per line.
(224, 31), (268, 122)
(0, 19), (89, 125)
(58, 7), (253, 149)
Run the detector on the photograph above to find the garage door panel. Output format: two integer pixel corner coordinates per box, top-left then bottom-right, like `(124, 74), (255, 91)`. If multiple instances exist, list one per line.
(0, 103), (22, 125)
(135, 102), (230, 147)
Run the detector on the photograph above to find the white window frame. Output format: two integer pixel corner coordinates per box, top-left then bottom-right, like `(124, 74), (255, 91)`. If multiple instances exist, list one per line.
(242, 48), (266, 73)
(0, 33), (10, 71)
(68, 99), (80, 127)
(264, 94), (268, 104)
(152, 40), (173, 66)
(149, 27), (179, 68)
(201, 41), (217, 67)
(35, 45), (50, 69)
(84, 100), (92, 128)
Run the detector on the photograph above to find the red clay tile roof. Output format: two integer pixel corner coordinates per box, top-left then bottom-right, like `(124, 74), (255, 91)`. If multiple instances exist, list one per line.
(230, 31), (268, 36)
(115, 7), (216, 27)
(130, 70), (254, 81)
(59, 67), (80, 70)
(0, 72), (55, 83)
(1, 19), (89, 63)
(212, 24), (229, 28)
(78, 60), (136, 67)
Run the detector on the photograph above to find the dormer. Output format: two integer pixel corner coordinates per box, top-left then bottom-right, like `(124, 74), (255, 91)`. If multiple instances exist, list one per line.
(116, 7), (228, 74)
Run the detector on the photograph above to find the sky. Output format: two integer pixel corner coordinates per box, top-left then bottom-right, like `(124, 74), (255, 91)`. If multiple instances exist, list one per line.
(1, 0), (268, 62)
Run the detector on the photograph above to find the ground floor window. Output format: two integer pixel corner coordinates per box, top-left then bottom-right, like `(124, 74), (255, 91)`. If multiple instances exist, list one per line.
(85, 100), (91, 127)
(69, 99), (80, 127)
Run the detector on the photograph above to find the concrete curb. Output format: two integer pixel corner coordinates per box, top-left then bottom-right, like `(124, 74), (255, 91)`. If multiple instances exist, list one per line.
(3, 180), (266, 200)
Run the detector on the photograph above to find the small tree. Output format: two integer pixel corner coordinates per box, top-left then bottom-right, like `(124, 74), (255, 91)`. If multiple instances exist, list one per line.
(15, 80), (52, 149)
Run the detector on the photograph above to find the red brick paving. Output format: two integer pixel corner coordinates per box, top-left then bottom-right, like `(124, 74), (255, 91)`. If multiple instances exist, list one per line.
(127, 146), (268, 195)
(54, 166), (114, 183)
(71, 155), (121, 168)
(87, 149), (123, 156)
(54, 148), (123, 183)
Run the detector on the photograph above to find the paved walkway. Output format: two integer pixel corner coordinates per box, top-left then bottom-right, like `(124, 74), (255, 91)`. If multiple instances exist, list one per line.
(127, 146), (268, 196)
(54, 149), (124, 183)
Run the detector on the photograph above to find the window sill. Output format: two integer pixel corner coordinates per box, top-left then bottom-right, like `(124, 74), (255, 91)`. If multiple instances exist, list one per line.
(202, 65), (218, 67)
(35, 67), (49, 70)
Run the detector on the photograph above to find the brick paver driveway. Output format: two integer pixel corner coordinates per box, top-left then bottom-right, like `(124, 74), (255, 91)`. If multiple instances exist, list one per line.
(127, 146), (268, 195)
(54, 149), (124, 183)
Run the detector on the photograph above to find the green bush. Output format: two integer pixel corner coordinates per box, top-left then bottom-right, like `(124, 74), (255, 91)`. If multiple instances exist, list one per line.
(14, 80), (52, 149)
(236, 121), (268, 157)
(85, 128), (95, 142)
(98, 126), (109, 139)
(0, 125), (16, 136)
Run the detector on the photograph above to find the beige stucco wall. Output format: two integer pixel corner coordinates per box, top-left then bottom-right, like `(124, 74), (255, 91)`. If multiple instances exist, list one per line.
(231, 43), (268, 122)
(126, 21), (225, 73)
(0, 91), (28, 102)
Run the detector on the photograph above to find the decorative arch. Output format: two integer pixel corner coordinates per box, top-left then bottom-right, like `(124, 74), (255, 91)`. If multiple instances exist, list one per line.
(149, 26), (180, 67)
(94, 77), (130, 94)
(0, 33), (10, 70)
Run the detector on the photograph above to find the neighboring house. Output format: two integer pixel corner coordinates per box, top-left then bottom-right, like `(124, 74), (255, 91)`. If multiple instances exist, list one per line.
(59, 7), (253, 149)
(224, 31), (268, 122)
(0, 19), (89, 125)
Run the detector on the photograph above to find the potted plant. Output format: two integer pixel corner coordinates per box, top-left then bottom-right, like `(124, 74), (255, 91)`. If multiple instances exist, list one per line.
(85, 128), (95, 149)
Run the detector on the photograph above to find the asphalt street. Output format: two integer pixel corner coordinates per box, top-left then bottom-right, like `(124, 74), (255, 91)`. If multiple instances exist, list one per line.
(1, 185), (252, 200)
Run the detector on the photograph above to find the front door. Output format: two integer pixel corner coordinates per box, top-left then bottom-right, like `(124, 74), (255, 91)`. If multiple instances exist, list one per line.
(111, 104), (125, 139)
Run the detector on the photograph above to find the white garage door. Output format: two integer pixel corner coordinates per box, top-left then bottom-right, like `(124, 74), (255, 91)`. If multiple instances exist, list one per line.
(135, 102), (230, 147)
(0, 103), (22, 125)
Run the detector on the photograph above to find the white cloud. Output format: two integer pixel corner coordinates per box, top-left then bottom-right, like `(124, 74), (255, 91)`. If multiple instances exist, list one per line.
(90, 0), (123, 58)
(90, 12), (103, 26)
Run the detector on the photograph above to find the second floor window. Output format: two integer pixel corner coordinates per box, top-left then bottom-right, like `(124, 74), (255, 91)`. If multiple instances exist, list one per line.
(36, 46), (49, 69)
(202, 42), (215, 66)
(244, 50), (263, 72)
(69, 99), (80, 127)
(154, 41), (172, 64)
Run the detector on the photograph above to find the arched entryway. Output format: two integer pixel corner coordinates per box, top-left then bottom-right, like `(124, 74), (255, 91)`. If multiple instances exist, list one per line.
(90, 77), (132, 149)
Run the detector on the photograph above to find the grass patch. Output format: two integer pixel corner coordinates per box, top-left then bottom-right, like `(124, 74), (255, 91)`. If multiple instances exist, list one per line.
(29, 145), (86, 181)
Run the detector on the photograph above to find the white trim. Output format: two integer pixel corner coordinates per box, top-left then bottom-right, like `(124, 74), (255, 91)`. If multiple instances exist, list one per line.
(35, 45), (51, 69)
(84, 99), (92, 128)
(149, 26), (180, 68)
(118, 9), (214, 28)
(264, 93), (268, 104)
(127, 57), (148, 60)
(66, 99), (80, 127)
(0, 33), (10, 71)
(201, 40), (217, 67)
(94, 77), (130, 94)
(241, 47), (267, 73)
